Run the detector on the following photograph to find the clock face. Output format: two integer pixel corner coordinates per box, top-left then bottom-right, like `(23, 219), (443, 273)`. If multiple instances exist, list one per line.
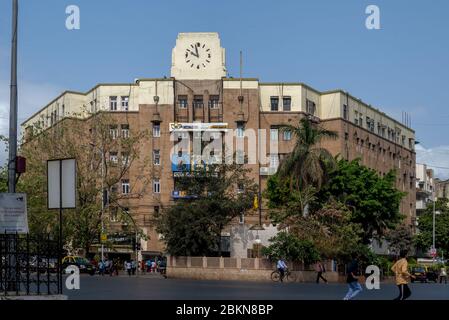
(185, 42), (212, 69)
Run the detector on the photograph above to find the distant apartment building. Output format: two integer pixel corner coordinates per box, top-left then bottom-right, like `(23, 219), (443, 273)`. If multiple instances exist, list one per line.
(415, 163), (435, 215)
(435, 178), (449, 200)
(21, 33), (417, 259)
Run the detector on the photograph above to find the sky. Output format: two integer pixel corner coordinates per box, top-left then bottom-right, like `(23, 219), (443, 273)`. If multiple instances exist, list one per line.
(0, 0), (448, 178)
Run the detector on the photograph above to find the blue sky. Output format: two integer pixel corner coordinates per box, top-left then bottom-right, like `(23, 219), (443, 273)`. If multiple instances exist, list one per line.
(0, 0), (448, 177)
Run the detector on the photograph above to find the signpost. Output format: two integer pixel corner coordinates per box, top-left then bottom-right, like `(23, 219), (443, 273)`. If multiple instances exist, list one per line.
(47, 158), (76, 293)
(0, 193), (28, 234)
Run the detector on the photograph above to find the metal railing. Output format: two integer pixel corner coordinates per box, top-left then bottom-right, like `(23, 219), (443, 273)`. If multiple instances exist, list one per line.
(0, 233), (62, 296)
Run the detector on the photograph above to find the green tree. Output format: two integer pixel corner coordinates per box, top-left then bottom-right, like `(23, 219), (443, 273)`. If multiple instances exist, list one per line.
(261, 232), (320, 264)
(19, 111), (150, 255)
(316, 158), (405, 243)
(277, 117), (338, 191)
(385, 223), (414, 256)
(414, 198), (449, 256)
(156, 159), (258, 257)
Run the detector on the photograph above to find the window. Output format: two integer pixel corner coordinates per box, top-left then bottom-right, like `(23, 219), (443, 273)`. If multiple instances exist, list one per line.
(178, 95), (188, 108)
(359, 114), (363, 127)
(153, 149), (160, 165)
(121, 124), (130, 138)
(270, 97), (279, 111)
(109, 96), (118, 111)
(153, 124), (161, 137)
(121, 152), (129, 166)
(121, 179), (130, 194)
(209, 95), (219, 108)
(154, 206), (160, 217)
(153, 179), (161, 194)
(354, 111), (359, 125)
(109, 152), (118, 164)
(270, 154), (279, 168)
(306, 99), (316, 115)
(237, 183), (244, 194)
(283, 130), (292, 141)
(283, 96), (291, 111)
(270, 127), (279, 141)
(110, 186), (118, 203)
(121, 96), (129, 111)
(343, 104), (348, 120)
(193, 95), (203, 108)
(109, 125), (118, 139)
(236, 123), (245, 138)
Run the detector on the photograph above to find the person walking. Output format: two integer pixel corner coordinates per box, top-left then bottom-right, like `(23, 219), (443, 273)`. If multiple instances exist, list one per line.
(343, 253), (363, 300)
(125, 260), (132, 276)
(99, 260), (105, 276)
(391, 249), (415, 300)
(439, 266), (447, 284)
(276, 258), (288, 282)
(315, 260), (328, 284)
(146, 259), (152, 273)
(131, 259), (137, 275)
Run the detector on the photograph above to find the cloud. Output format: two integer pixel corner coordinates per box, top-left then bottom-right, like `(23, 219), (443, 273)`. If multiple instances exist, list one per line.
(416, 144), (449, 180)
(0, 79), (62, 166)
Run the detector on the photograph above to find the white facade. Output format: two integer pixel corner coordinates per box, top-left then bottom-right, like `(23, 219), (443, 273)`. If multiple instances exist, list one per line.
(416, 163), (435, 214)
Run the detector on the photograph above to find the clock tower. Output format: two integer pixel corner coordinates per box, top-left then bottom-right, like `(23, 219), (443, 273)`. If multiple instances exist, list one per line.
(171, 32), (227, 80)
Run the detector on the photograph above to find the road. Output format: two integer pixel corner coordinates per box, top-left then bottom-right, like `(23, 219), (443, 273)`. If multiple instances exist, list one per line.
(65, 274), (449, 300)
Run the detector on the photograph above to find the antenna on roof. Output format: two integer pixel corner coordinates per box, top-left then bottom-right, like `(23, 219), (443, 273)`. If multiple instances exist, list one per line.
(236, 50), (245, 124)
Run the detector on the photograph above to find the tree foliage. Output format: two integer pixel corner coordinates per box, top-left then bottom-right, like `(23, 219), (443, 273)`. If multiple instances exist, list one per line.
(156, 159), (258, 257)
(277, 117), (338, 191)
(18, 111), (150, 255)
(316, 158), (405, 243)
(261, 232), (320, 264)
(414, 199), (449, 255)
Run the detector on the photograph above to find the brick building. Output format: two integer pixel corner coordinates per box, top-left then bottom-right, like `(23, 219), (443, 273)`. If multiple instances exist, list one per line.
(21, 33), (416, 259)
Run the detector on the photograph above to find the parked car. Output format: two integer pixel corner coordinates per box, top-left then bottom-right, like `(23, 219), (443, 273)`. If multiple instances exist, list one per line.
(62, 256), (96, 275)
(411, 266), (438, 283)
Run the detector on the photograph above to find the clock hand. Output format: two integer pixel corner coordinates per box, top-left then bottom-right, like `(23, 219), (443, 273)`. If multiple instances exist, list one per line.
(195, 45), (199, 57)
(190, 51), (199, 58)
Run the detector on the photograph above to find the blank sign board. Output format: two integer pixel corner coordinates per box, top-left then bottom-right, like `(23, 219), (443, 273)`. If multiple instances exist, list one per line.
(47, 159), (76, 209)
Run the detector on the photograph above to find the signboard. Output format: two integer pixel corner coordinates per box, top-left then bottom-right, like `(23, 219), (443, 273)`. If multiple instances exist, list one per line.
(0, 193), (28, 234)
(48, 158), (76, 209)
(169, 122), (228, 132)
(430, 248), (437, 257)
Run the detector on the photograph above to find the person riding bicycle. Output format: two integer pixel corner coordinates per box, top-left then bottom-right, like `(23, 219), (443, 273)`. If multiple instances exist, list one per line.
(277, 258), (288, 282)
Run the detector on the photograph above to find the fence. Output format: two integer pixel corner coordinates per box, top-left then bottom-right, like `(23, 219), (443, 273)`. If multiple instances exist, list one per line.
(0, 233), (62, 296)
(167, 256), (339, 282)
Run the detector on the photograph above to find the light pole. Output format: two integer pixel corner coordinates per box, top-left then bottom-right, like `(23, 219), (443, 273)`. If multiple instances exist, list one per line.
(90, 142), (105, 262)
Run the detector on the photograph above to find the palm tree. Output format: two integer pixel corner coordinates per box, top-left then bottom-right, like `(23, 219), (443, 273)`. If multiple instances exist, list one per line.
(277, 116), (338, 192)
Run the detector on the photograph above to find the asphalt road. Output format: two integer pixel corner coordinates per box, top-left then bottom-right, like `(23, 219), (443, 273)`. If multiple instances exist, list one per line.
(65, 274), (449, 300)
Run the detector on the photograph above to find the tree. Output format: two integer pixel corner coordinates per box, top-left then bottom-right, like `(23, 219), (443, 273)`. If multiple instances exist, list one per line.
(277, 117), (338, 191)
(316, 158), (405, 243)
(385, 224), (414, 256)
(18, 110), (151, 255)
(156, 158), (258, 257)
(261, 232), (320, 265)
(414, 199), (449, 256)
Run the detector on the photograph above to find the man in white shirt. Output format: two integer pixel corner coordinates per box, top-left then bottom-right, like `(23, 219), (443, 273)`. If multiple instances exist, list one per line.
(277, 258), (288, 282)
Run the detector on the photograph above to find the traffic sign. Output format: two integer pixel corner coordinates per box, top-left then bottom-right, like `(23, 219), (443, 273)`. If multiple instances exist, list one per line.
(101, 234), (107, 243)
(430, 248), (437, 257)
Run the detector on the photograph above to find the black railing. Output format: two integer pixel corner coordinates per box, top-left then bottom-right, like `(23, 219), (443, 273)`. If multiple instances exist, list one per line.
(0, 233), (62, 296)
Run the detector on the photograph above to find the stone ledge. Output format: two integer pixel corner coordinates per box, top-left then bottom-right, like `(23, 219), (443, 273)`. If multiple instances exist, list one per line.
(0, 294), (68, 300)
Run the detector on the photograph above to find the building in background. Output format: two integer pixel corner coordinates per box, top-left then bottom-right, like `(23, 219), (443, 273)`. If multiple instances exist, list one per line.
(435, 178), (449, 200)
(21, 33), (416, 258)
(415, 163), (435, 216)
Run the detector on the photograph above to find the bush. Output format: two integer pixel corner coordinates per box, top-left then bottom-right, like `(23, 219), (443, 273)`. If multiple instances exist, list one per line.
(261, 232), (320, 265)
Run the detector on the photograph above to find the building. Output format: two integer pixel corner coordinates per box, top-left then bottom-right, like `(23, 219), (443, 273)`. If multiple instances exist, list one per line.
(21, 32), (416, 259)
(435, 178), (449, 200)
(415, 163), (435, 216)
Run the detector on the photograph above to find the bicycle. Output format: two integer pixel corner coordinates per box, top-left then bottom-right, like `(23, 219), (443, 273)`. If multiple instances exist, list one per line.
(271, 268), (297, 282)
